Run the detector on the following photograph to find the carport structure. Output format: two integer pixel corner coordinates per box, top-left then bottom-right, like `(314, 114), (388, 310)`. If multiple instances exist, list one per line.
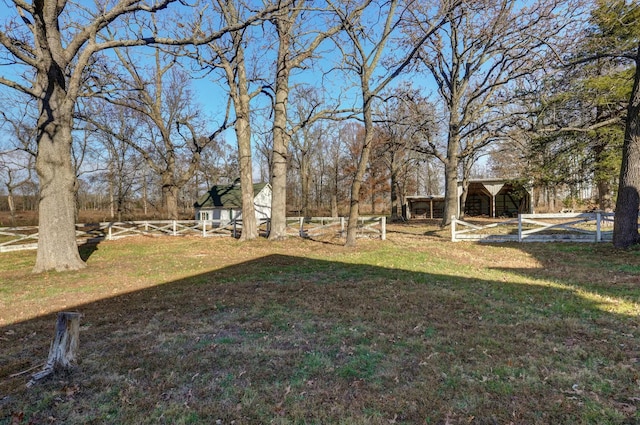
(405, 179), (532, 219)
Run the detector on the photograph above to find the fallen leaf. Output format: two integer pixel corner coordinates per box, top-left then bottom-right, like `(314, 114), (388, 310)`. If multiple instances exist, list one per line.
(11, 412), (24, 425)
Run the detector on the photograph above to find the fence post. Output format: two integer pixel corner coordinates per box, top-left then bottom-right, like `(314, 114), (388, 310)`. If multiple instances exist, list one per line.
(451, 215), (456, 242)
(299, 217), (304, 237)
(596, 211), (601, 242)
(107, 224), (112, 241)
(202, 220), (207, 238)
(341, 217), (345, 236)
(172, 220), (177, 236)
(381, 216), (386, 241)
(518, 214), (523, 243)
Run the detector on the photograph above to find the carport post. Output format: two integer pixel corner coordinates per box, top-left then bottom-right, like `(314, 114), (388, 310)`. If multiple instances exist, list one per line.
(492, 195), (496, 218)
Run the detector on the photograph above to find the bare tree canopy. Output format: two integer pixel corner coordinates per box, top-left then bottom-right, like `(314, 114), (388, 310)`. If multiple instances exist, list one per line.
(410, 0), (581, 226)
(0, 0), (283, 271)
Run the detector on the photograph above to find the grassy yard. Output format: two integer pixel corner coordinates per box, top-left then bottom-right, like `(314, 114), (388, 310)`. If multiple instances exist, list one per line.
(0, 222), (639, 424)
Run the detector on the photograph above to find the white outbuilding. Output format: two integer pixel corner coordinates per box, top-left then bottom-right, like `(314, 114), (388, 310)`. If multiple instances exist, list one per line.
(194, 180), (272, 224)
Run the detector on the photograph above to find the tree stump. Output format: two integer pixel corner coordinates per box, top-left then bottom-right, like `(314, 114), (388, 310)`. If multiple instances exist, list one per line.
(28, 312), (81, 387)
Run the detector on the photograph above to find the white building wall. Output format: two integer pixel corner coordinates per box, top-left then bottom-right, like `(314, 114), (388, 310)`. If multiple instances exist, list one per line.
(253, 186), (272, 221)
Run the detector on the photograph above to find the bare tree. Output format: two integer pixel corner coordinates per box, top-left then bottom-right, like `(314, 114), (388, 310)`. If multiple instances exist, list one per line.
(285, 87), (338, 217)
(83, 101), (146, 220)
(0, 93), (37, 224)
(0, 0), (281, 271)
(413, 0), (575, 226)
(195, 0), (272, 240)
(290, 123), (323, 217)
(266, 0), (350, 239)
(0, 150), (33, 225)
(329, 0), (448, 246)
(325, 123), (352, 216)
(90, 44), (214, 220)
(375, 88), (434, 220)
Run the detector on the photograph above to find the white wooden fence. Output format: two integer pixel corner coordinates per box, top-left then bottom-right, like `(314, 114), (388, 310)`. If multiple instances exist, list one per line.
(0, 216), (386, 253)
(287, 216), (386, 240)
(451, 212), (618, 243)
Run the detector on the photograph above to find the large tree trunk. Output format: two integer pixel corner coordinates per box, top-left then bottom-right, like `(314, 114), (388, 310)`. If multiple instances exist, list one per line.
(441, 155), (459, 226)
(34, 108), (85, 272)
(269, 67), (290, 240)
(162, 183), (179, 220)
(7, 188), (16, 226)
(300, 152), (312, 217)
(268, 14), (294, 241)
(31, 4), (85, 273)
(345, 107), (374, 246)
(459, 178), (469, 220)
(390, 167), (400, 221)
(441, 128), (460, 227)
(345, 176), (363, 246)
(613, 45), (640, 248)
(142, 167), (149, 217)
(236, 112), (258, 241)
(109, 178), (115, 219)
(331, 192), (338, 217)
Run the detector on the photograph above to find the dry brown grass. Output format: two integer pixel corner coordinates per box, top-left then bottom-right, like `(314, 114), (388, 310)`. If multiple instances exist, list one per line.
(1, 223), (639, 424)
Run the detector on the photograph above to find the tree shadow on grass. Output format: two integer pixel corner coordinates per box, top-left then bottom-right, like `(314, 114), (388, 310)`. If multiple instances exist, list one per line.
(78, 243), (99, 262)
(0, 253), (639, 424)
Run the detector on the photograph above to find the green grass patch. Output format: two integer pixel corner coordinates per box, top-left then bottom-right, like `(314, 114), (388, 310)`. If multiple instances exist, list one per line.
(0, 227), (639, 424)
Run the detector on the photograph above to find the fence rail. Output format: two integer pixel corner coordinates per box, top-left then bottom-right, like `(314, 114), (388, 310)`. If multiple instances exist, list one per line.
(451, 212), (618, 243)
(287, 216), (386, 240)
(0, 216), (386, 253)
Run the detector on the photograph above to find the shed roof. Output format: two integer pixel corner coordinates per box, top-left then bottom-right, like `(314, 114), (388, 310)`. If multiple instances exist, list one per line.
(194, 182), (269, 209)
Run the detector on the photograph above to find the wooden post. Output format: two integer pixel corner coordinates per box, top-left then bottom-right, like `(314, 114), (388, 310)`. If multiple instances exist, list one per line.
(518, 214), (523, 243)
(596, 211), (601, 242)
(28, 312), (81, 387)
(381, 216), (386, 240)
(451, 215), (457, 242)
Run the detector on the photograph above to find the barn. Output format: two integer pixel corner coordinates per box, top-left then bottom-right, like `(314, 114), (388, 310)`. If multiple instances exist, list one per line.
(194, 180), (272, 223)
(405, 179), (532, 219)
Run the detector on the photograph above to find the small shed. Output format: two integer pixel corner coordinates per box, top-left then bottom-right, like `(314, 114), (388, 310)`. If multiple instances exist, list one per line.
(405, 195), (445, 219)
(194, 181), (272, 223)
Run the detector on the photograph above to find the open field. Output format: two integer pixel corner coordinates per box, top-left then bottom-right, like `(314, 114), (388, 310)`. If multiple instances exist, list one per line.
(1, 222), (639, 424)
